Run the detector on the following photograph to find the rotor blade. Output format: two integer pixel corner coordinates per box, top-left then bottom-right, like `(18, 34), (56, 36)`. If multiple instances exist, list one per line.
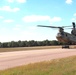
(62, 26), (72, 28)
(64, 28), (73, 29)
(37, 25), (59, 28)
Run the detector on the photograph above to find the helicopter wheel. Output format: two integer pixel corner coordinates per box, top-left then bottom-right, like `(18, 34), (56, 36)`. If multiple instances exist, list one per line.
(62, 45), (69, 49)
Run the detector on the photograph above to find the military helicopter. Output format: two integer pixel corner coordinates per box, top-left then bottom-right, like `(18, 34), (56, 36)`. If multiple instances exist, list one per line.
(37, 22), (76, 46)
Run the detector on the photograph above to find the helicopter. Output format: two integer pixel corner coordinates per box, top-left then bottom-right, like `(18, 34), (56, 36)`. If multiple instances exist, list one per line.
(37, 22), (76, 46)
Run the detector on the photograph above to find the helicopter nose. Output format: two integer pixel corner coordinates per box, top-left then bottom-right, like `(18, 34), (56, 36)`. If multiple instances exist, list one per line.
(56, 34), (64, 43)
(56, 33), (62, 38)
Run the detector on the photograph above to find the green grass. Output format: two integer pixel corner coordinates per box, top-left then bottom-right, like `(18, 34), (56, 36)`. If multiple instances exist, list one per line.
(0, 56), (76, 75)
(0, 46), (61, 52)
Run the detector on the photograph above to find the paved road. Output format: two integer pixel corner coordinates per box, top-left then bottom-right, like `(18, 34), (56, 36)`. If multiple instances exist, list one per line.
(0, 48), (76, 70)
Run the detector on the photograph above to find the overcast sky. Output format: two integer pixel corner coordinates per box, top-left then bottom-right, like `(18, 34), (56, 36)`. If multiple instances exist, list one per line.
(0, 0), (75, 42)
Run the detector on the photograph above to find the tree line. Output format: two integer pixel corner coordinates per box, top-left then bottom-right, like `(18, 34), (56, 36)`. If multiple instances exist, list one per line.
(0, 40), (64, 48)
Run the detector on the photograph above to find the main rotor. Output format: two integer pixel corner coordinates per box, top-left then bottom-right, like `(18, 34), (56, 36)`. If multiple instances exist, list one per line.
(37, 22), (75, 33)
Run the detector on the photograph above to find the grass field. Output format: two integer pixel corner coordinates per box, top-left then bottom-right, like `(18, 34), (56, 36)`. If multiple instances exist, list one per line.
(0, 46), (61, 52)
(0, 56), (76, 75)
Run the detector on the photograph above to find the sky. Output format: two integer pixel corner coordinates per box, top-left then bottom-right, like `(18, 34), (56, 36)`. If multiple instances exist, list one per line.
(0, 0), (76, 42)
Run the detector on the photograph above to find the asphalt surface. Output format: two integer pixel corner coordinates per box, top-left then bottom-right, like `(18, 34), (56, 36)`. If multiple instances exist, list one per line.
(0, 48), (76, 70)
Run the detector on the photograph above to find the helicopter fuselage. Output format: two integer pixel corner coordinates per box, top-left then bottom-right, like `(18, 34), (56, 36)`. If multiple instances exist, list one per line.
(56, 32), (76, 44)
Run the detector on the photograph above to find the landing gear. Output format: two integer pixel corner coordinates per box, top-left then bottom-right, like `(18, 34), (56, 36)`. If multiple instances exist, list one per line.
(62, 45), (69, 49)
